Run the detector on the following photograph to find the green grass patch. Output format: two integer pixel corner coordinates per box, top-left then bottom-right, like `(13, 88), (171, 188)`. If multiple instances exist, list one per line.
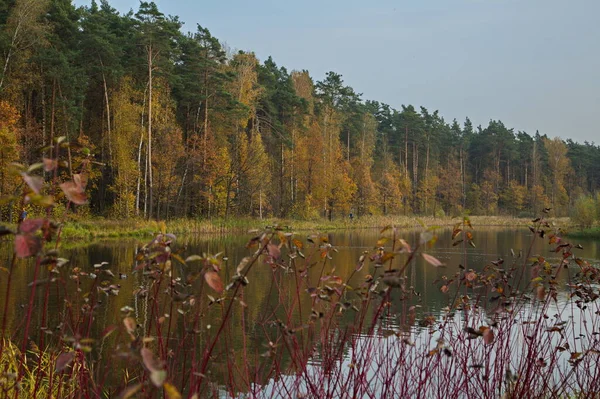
(53, 214), (572, 240)
(565, 227), (600, 239)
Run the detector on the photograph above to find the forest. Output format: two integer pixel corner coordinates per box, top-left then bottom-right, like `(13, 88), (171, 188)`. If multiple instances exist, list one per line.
(0, 0), (599, 222)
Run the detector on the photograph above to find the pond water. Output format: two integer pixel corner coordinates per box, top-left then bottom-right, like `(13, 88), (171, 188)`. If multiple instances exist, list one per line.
(0, 225), (599, 397)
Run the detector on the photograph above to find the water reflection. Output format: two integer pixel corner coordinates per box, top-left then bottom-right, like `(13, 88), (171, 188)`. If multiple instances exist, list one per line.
(0, 226), (598, 396)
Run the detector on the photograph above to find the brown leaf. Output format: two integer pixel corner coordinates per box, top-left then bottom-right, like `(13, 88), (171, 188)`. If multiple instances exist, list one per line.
(60, 181), (87, 205)
(14, 234), (41, 258)
(204, 271), (223, 293)
(73, 173), (88, 190)
(21, 173), (43, 194)
(292, 239), (303, 250)
(536, 286), (546, 301)
(428, 348), (439, 357)
(465, 271), (477, 281)
(123, 317), (136, 334)
(55, 352), (75, 373)
(43, 158), (58, 172)
(422, 253), (444, 267)
(116, 383), (142, 399)
(101, 325), (117, 339)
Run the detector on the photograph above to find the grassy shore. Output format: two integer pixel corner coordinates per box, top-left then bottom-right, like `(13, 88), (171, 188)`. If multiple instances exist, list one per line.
(565, 226), (600, 239)
(47, 215), (572, 240)
(1, 215), (574, 241)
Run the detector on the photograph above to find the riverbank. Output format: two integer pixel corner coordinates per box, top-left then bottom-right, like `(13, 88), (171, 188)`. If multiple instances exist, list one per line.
(52, 215), (572, 240)
(565, 227), (600, 239)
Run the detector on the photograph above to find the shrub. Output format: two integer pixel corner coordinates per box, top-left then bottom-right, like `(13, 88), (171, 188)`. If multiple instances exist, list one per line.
(572, 194), (597, 228)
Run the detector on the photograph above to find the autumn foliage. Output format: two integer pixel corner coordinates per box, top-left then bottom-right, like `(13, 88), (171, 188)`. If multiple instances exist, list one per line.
(0, 1), (598, 225)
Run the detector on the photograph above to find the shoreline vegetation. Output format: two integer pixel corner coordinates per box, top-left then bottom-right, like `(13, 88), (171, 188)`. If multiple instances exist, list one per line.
(565, 227), (600, 239)
(5, 215), (575, 240)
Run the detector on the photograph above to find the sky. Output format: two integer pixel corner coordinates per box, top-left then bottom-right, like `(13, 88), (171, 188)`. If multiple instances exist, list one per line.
(74, 0), (600, 144)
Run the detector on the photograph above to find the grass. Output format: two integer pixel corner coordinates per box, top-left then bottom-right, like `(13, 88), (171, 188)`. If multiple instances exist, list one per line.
(11, 214), (573, 240)
(565, 226), (600, 239)
(0, 339), (83, 398)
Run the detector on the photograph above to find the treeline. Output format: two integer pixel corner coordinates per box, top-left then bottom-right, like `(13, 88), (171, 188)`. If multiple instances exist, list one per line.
(0, 0), (599, 221)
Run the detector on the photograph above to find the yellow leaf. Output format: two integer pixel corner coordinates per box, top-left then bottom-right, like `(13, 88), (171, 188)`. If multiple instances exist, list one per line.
(376, 237), (389, 247)
(380, 252), (395, 263)
(163, 382), (182, 399)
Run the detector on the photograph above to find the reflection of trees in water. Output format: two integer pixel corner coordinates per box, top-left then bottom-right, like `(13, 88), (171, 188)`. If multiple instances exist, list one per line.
(1, 228), (599, 395)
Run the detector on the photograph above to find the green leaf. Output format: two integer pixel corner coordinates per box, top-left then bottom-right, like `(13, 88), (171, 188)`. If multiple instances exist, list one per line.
(28, 163), (44, 173)
(185, 255), (203, 263)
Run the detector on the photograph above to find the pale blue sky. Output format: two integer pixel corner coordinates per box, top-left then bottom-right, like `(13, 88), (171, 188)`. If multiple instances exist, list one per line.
(74, 0), (600, 143)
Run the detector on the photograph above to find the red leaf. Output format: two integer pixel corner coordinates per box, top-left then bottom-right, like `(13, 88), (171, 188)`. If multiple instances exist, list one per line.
(267, 244), (281, 260)
(19, 218), (43, 234)
(14, 234), (41, 258)
(422, 253), (444, 267)
(482, 328), (494, 345)
(204, 271), (223, 293)
(60, 181), (87, 205)
(140, 347), (161, 373)
(55, 352), (75, 372)
(21, 173), (43, 194)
